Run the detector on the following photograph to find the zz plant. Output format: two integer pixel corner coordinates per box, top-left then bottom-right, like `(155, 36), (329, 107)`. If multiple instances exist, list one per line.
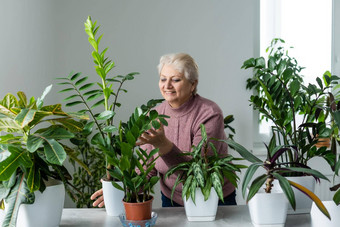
(108, 100), (169, 203)
(0, 85), (87, 227)
(165, 124), (245, 203)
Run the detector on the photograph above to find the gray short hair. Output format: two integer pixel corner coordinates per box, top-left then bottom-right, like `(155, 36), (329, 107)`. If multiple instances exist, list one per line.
(157, 53), (199, 95)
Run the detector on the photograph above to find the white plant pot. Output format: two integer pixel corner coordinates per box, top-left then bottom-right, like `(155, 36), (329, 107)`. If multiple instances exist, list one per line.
(12, 180), (65, 227)
(248, 188), (288, 227)
(286, 176), (315, 214)
(102, 180), (124, 216)
(183, 187), (218, 221)
(311, 200), (340, 227)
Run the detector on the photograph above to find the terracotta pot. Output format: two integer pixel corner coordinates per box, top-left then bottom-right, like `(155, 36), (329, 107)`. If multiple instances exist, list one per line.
(123, 196), (153, 220)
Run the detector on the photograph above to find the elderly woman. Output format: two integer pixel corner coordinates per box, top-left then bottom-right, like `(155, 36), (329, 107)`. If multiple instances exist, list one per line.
(91, 53), (236, 207)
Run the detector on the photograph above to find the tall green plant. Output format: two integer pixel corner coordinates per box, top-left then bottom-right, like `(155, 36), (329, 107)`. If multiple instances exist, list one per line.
(242, 38), (340, 167)
(57, 16), (139, 180)
(0, 85), (88, 227)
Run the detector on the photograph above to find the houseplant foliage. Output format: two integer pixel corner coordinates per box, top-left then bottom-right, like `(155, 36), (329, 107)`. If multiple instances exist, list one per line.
(226, 138), (331, 219)
(108, 99), (168, 203)
(67, 120), (106, 208)
(165, 124), (245, 204)
(242, 38), (340, 169)
(57, 16), (140, 185)
(0, 85), (88, 227)
(58, 16), (169, 212)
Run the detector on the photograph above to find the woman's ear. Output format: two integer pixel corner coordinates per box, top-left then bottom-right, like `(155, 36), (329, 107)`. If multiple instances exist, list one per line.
(191, 80), (198, 93)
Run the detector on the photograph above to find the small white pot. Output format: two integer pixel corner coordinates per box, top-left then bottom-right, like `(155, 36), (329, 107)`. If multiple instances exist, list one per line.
(14, 180), (65, 227)
(248, 188), (288, 227)
(285, 176), (315, 214)
(102, 180), (124, 216)
(183, 187), (218, 221)
(311, 200), (340, 227)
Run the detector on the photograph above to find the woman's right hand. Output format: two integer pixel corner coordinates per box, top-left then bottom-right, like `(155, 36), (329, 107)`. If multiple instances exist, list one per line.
(91, 188), (105, 207)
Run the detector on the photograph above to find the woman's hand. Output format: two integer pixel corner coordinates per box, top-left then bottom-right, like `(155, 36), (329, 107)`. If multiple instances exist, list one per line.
(136, 124), (173, 156)
(91, 188), (105, 208)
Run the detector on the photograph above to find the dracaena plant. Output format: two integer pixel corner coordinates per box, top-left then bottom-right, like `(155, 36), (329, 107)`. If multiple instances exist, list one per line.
(165, 124), (246, 204)
(57, 16), (140, 181)
(0, 85), (88, 227)
(107, 100), (169, 203)
(242, 38), (340, 170)
(226, 137), (331, 220)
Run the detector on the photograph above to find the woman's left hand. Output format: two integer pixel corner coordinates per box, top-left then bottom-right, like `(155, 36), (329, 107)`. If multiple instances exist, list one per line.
(136, 124), (173, 155)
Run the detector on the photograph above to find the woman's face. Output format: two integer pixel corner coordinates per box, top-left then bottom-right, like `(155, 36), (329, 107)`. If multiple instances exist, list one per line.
(159, 64), (196, 108)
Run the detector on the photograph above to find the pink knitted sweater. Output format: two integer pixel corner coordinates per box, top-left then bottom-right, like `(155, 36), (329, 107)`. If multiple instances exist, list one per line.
(142, 94), (235, 205)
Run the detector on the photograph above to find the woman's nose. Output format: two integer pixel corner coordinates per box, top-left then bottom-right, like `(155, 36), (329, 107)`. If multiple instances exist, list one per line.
(165, 80), (172, 88)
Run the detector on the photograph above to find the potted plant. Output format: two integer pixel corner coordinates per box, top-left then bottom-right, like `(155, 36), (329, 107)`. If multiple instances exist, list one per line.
(165, 124), (245, 221)
(0, 85), (88, 227)
(242, 38), (340, 213)
(57, 16), (141, 216)
(106, 100), (168, 222)
(225, 138), (331, 226)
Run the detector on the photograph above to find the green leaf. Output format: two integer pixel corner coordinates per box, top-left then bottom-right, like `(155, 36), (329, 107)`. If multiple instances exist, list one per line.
(96, 110), (115, 121)
(0, 146), (32, 181)
(247, 174), (267, 202)
(14, 108), (36, 128)
(51, 118), (84, 132)
(43, 139), (67, 165)
(58, 88), (74, 93)
(66, 101), (83, 107)
(273, 172), (296, 210)
(27, 163), (41, 192)
(70, 72), (82, 81)
(212, 172), (224, 201)
(27, 135), (44, 153)
(193, 163), (204, 188)
(63, 94), (79, 101)
(75, 77), (88, 86)
(224, 139), (262, 163)
(2, 173), (34, 227)
(79, 83), (94, 91)
(333, 188), (340, 205)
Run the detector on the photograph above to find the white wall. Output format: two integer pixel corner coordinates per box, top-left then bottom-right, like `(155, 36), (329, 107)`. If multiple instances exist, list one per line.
(0, 0), (258, 207)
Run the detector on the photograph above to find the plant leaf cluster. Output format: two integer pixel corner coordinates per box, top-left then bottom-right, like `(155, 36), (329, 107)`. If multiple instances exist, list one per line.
(165, 124), (246, 204)
(107, 99), (169, 203)
(242, 38), (340, 168)
(66, 120), (106, 208)
(225, 138), (331, 220)
(0, 85), (88, 227)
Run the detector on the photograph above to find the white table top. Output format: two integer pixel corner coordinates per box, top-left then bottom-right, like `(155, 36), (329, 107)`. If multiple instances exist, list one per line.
(60, 205), (311, 227)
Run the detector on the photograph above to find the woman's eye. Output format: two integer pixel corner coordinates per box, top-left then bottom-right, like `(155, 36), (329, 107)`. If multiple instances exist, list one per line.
(160, 78), (167, 82)
(172, 79), (180, 82)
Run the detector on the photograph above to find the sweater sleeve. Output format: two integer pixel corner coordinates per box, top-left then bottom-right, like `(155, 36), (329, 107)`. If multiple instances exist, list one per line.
(161, 110), (227, 167)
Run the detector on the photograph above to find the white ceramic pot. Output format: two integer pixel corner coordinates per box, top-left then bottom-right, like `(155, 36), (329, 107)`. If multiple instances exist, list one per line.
(102, 180), (124, 216)
(286, 176), (315, 214)
(248, 187), (288, 227)
(311, 200), (340, 227)
(14, 180), (65, 227)
(183, 187), (219, 221)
